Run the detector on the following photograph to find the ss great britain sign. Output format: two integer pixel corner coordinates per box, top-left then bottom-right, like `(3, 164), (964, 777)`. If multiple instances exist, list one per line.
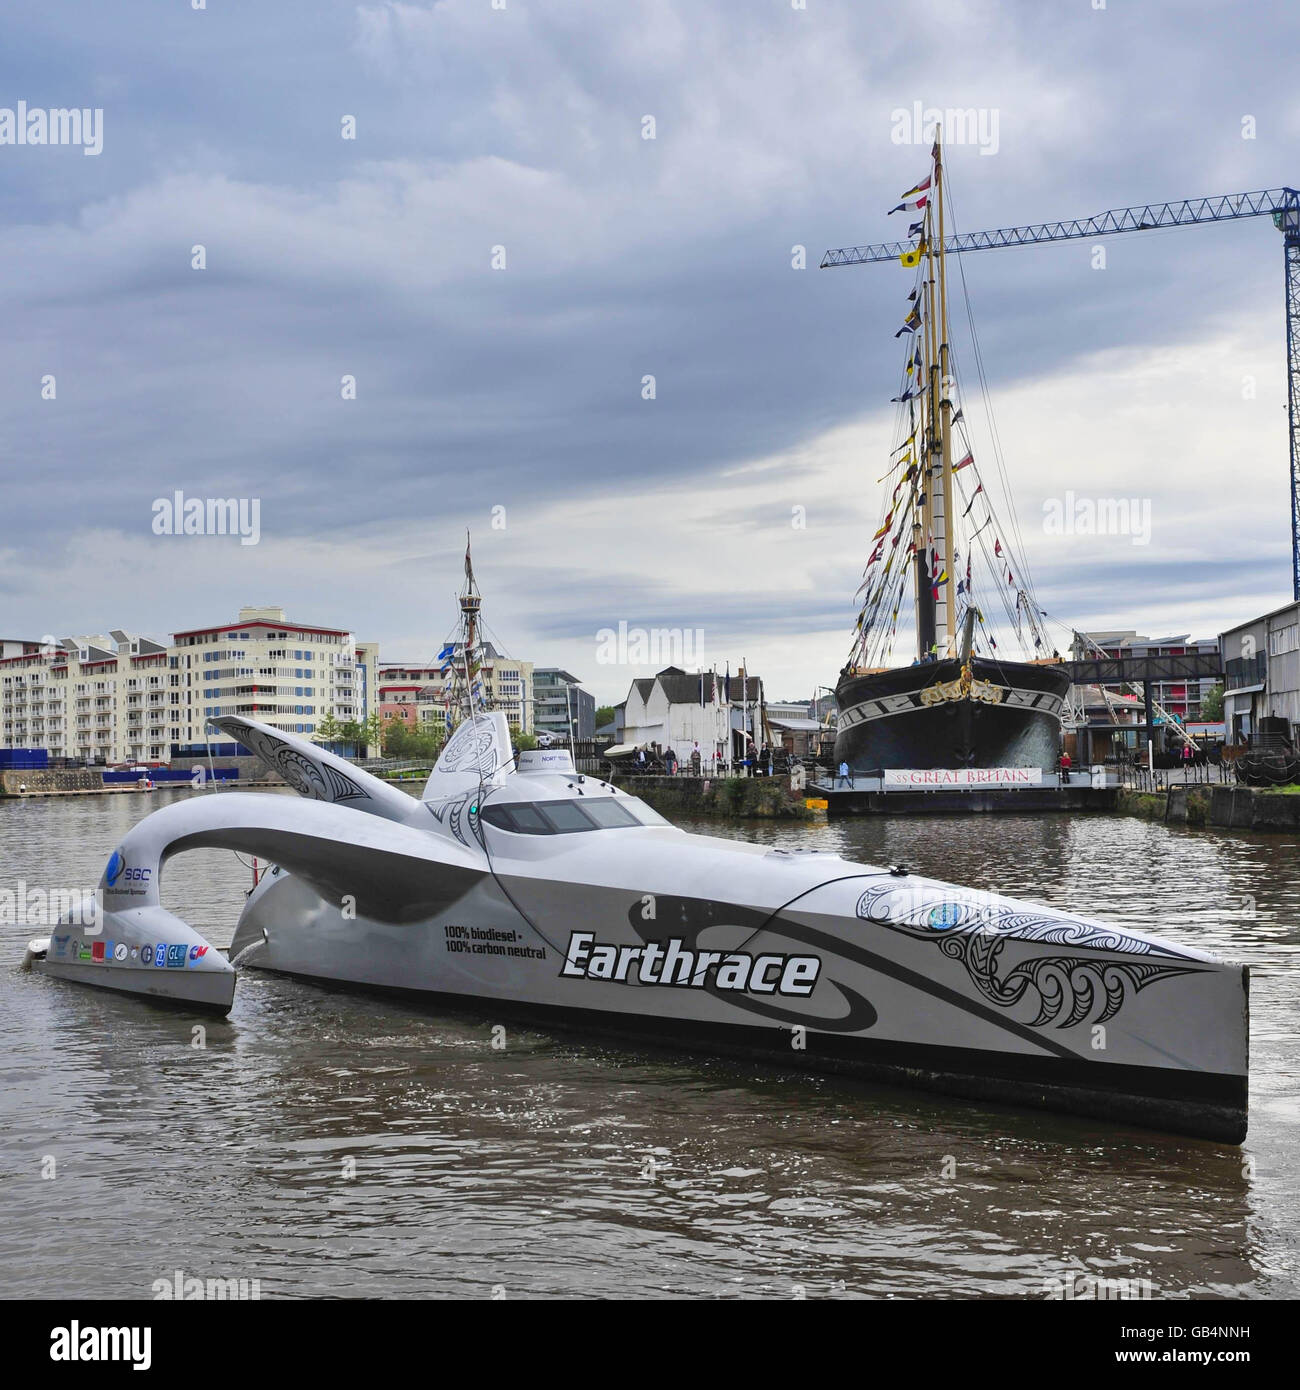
(884, 767), (1043, 788)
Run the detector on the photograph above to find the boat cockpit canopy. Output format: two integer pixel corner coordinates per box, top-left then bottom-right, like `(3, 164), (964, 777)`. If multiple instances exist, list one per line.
(479, 796), (667, 834)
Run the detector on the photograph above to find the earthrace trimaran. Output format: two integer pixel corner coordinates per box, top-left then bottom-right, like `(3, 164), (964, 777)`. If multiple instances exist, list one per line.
(28, 708), (1248, 1143)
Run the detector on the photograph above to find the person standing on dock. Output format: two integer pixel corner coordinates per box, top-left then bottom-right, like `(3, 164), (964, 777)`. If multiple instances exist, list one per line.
(836, 760), (851, 788)
(690, 743), (701, 777)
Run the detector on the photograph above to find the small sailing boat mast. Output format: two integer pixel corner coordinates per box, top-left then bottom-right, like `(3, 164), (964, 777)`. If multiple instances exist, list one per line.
(451, 532), (487, 727)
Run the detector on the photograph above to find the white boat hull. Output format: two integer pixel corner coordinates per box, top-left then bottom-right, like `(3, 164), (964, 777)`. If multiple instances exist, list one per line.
(33, 713), (1248, 1142)
(231, 833), (1248, 1143)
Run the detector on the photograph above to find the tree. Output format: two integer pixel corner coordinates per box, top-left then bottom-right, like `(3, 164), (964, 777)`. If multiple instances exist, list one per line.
(1201, 683), (1224, 721)
(594, 705), (616, 729)
(363, 710), (382, 756)
(413, 721), (447, 761)
(314, 712), (343, 747)
(510, 726), (537, 752)
(381, 715), (410, 757)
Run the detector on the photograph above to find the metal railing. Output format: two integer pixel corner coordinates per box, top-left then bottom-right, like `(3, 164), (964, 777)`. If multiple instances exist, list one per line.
(1116, 759), (1227, 791)
(587, 753), (829, 780)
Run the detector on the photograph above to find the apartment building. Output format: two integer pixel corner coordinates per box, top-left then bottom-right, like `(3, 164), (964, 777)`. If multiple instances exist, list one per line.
(1, 607), (379, 764)
(1, 638), (43, 659)
(0, 632), (171, 765)
(171, 607), (378, 745)
(378, 644), (533, 735)
(532, 669), (595, 742)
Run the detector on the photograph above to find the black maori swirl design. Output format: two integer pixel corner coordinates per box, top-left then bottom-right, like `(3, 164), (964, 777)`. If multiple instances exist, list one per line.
(427, 794), (474, 846)
(855, 882), (1204, 1028)
(437, 721), (500, 775)
(224, 722), (372, 803)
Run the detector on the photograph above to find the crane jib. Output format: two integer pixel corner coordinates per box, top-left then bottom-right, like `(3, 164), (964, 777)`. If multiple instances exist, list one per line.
(820, 187), (1299, 267)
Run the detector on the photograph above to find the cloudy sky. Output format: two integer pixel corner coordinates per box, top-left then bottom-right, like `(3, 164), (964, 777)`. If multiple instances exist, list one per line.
(1, 0), (1297, 703)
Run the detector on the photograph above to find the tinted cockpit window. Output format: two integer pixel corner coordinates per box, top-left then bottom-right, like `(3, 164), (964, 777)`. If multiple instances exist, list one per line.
(537, 801), (595, 833)
(479, 797), (655, 834)
(503, 804), (551, 834)
(582, 798), (639, 829)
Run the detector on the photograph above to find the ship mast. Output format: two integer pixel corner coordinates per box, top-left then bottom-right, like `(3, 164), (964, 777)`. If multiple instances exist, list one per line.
(913, 178), (938, 661)
(453, 532), (487, 726)
(927, 180), (947, 659)
(935, 135), (957, 655)
(913, 138), (956, 661)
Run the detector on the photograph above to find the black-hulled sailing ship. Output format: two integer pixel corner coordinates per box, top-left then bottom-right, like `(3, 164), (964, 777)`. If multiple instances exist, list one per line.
(834, 137), (1070, 774)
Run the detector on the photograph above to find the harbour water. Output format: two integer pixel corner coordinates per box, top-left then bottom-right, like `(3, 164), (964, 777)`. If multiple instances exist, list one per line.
(2, 788), (1297, 1299)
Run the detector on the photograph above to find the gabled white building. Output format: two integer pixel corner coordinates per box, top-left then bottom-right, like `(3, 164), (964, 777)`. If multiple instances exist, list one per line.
(620, 666), (764, 766)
